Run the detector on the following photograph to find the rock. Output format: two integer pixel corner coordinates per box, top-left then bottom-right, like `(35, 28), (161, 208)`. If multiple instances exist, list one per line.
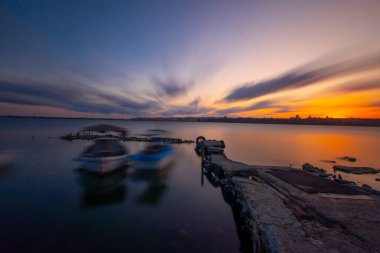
(376, 178), (380, 182)
(335, 178), (355, 185)
(314, 167), (326, 172)
(339, 156), (357, 162)
(302, 163), (315, 172)
(318, 172), (329, 178)
(334, 177), (358, 186)
(302, 163), (331, 181)
(302, 163), (327, 175)
(362, 184), (372, 190)
(321, 160), (336, 164)
(333, 165), (379, 174)
(360, 184), (380, 195)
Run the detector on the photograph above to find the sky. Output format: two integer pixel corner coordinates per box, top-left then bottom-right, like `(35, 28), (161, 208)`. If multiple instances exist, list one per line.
(1, 0), (380, 118)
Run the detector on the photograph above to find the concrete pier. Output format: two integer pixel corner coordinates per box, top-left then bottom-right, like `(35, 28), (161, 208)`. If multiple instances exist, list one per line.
(197, 138), (380, 253)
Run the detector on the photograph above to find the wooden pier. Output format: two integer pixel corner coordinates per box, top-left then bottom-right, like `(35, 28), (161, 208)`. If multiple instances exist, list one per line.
(196, 137), (380, 253)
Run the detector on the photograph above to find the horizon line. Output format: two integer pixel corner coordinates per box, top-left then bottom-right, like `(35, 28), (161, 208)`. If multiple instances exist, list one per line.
(1, 115), (380, 120)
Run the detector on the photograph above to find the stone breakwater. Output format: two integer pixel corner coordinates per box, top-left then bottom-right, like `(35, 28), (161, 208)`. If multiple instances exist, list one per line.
(59, 132), (194, 144)
(197, 138), (380, 253)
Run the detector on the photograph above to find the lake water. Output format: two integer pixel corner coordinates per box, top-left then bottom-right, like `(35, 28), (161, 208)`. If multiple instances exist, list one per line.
(0, 118), (379, 253)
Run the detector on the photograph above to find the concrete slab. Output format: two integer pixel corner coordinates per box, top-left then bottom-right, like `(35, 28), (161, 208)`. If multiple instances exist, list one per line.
(201, 140), (380, 252)
(267, 169), (366, 195)
(318, 193), (373, 200)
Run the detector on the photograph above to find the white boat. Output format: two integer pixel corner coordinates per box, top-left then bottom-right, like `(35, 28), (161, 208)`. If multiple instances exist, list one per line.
(74, 138), (128, 174)
(74, 124), (129, 174)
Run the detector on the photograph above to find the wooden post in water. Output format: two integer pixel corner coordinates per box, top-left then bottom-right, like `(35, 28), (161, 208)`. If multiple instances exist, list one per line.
(201, 142), (205, 163)
(201, 142), (205, 186)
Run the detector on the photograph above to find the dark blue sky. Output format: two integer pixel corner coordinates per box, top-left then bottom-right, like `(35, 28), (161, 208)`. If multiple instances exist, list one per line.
(1, 0), (380, 118)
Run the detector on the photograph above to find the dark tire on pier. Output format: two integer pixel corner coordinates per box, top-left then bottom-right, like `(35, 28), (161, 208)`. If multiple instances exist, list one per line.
(195, 136), (206, 156)
(196, 136), (206, 144)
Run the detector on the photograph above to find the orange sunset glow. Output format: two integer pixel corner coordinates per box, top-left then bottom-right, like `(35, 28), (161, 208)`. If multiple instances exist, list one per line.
(1, 1), (380, 119)
(2, 2), (380, 253)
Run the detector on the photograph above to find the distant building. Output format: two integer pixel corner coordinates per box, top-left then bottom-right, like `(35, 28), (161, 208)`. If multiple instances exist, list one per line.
(291, 115), (301, 120)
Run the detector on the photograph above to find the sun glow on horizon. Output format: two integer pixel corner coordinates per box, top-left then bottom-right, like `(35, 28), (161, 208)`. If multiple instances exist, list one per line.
(1, 1), (380, 119)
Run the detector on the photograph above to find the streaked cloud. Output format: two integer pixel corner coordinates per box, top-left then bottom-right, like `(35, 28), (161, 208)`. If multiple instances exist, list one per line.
(223, 53), (380, 102)
(0, 79), (160, 116)
(329, 78), (380, 93)
(1, 1), (380, 118)
(216, 99), (290, 115)
(152, 77), (193, 98)
(160, 97), (213, 116)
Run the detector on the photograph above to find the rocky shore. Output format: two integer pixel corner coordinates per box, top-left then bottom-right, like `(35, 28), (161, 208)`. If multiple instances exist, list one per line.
(196, 138), (380, 253)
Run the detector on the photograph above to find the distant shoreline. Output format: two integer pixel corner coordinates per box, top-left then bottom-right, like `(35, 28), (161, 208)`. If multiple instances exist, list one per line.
(2, 115), (380, 127)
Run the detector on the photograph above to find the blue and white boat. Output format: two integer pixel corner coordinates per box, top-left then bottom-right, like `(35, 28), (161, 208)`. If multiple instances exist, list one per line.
(129, 130), (174, 170)
(129, 144), (173, 170)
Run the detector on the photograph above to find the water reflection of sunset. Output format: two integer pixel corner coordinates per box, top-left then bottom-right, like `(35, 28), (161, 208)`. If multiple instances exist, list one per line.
(302, 134), (353, 154)
(219, 123), (380, 189)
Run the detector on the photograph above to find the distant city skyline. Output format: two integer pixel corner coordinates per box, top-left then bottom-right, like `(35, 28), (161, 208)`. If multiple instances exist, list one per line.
(1, 0), (380, 118)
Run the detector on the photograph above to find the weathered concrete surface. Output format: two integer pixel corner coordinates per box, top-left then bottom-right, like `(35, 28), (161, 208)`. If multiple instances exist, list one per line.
(208, 153), (380, 253)
(254, 166), (380, 250)
(233, 177), (329, 253)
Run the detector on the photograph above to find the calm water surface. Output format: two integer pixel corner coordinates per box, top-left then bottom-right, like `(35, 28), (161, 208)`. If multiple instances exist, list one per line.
(0, 118), (379, 253)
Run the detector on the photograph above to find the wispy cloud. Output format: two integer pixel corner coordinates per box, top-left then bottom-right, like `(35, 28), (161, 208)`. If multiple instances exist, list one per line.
(0, 79), (160, 116)
(160, 97), (213, 116)
(152, 77), (193, 98)
(329, 78), (380, 93)
(216, 99), (291, 115)
(223, 53), (380, 102)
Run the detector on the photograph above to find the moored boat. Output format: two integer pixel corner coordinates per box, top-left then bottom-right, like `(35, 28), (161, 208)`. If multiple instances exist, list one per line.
(129, 129), (174, 170)
(129, 144), (173, 170)
(73, 124), (129, 174)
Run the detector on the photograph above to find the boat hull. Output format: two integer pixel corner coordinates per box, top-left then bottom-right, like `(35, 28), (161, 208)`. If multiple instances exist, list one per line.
(75, 155), (128, 174)
(131, 154), (173, 170)
(129, 146), (173, 170)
